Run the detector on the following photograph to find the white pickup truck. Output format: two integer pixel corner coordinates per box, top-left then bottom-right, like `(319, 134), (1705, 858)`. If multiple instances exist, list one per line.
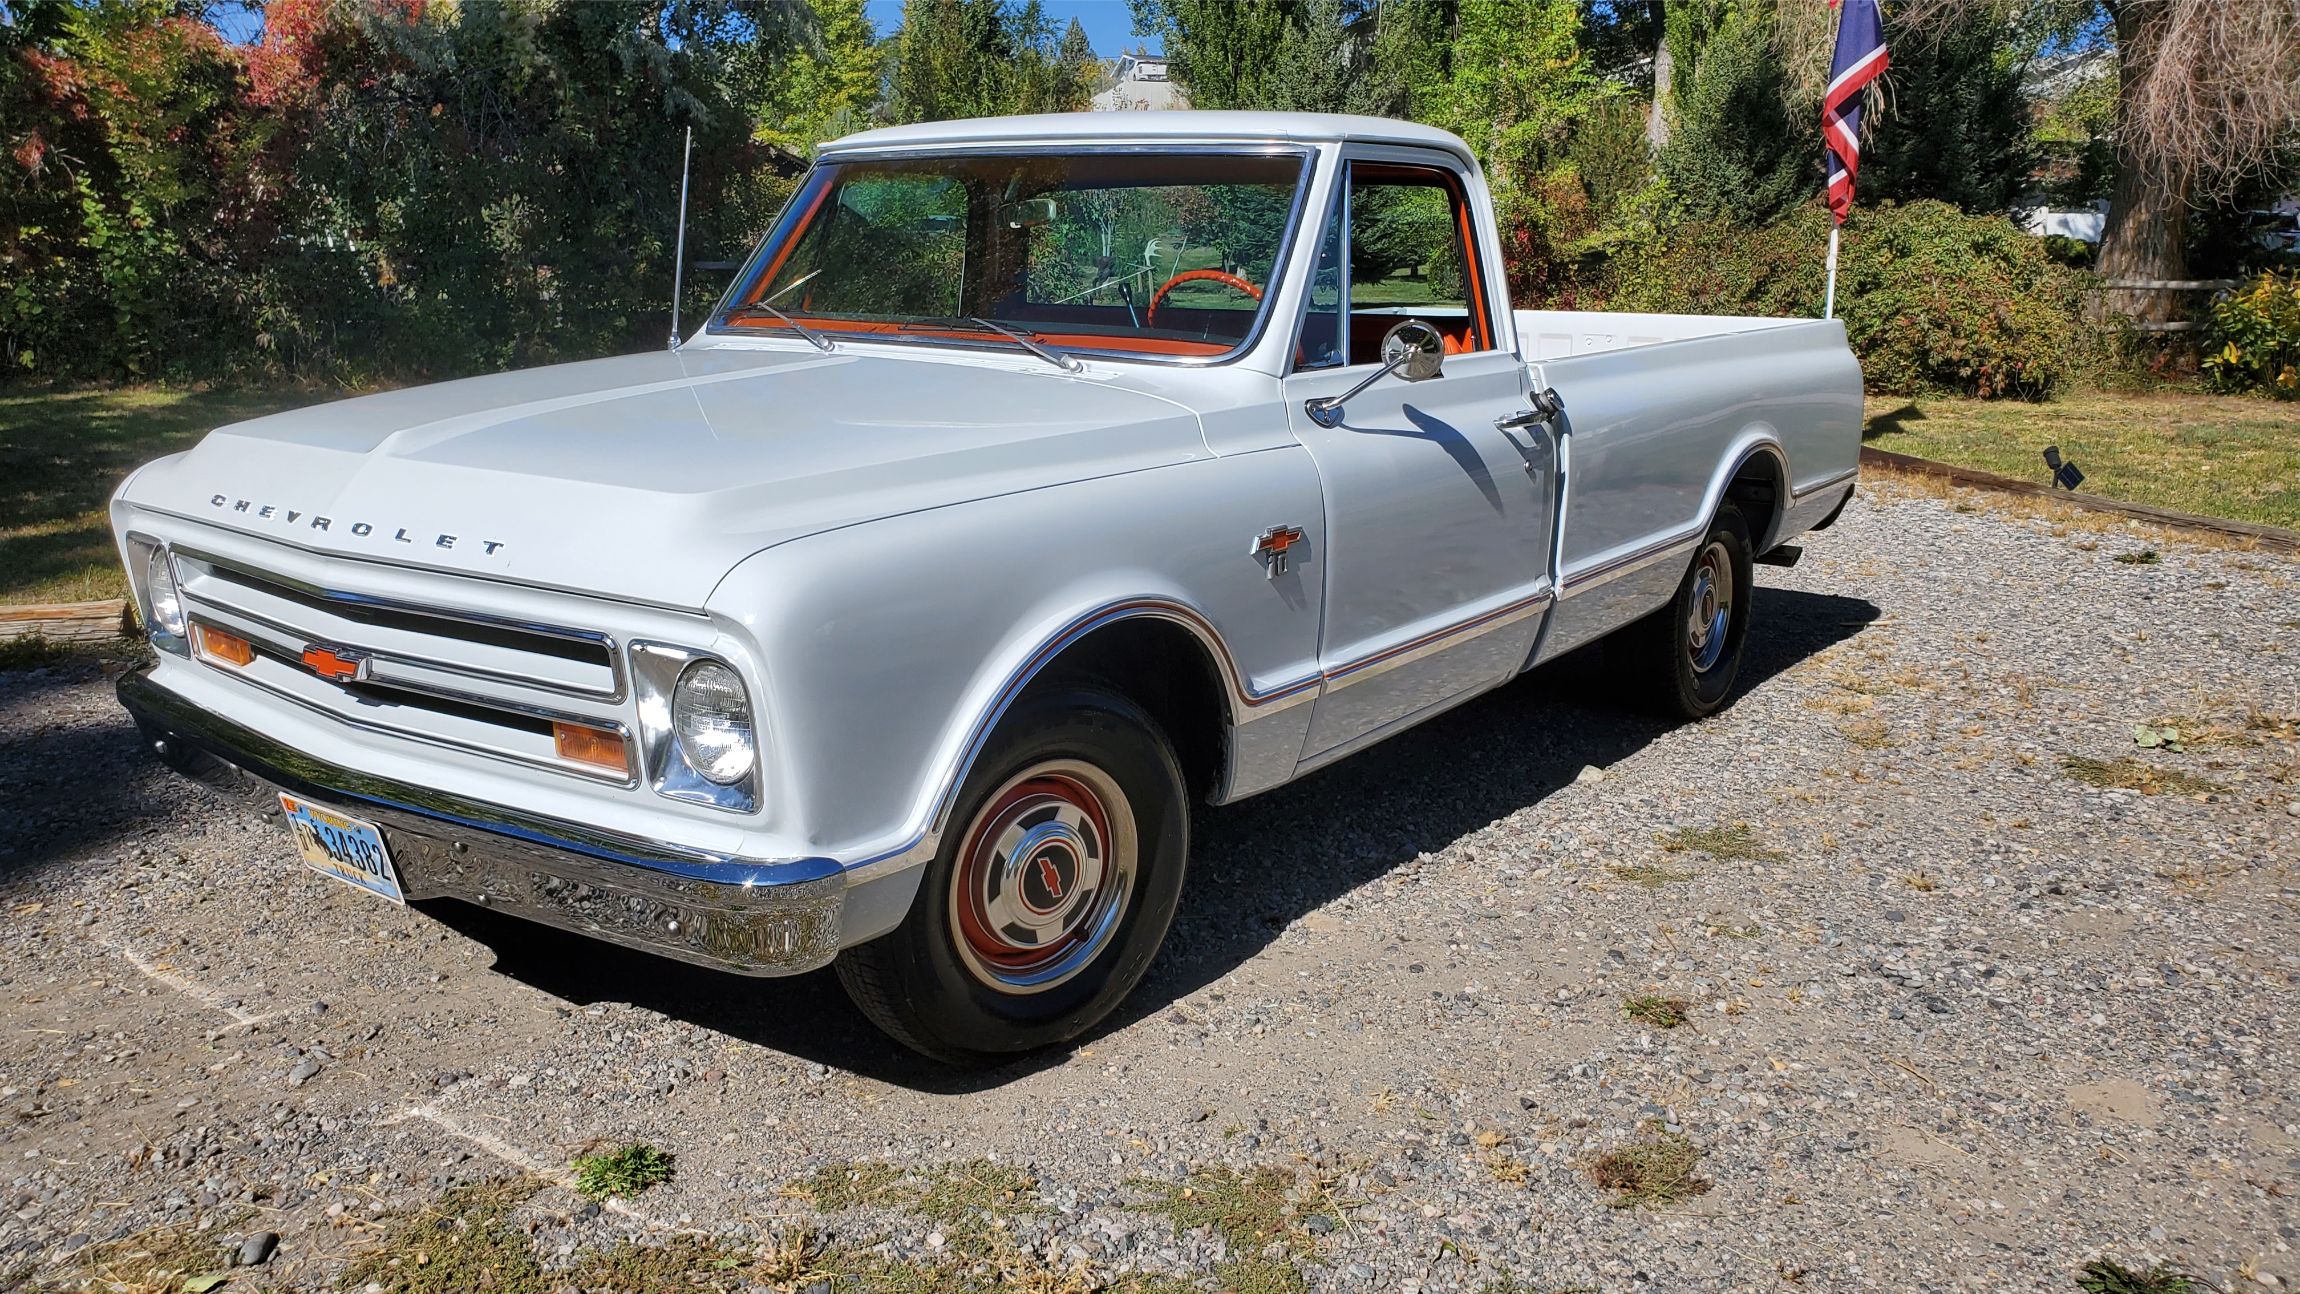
(112, 113), (1861, 1064)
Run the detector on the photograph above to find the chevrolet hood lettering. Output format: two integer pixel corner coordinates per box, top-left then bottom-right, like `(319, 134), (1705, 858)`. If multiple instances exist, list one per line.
(121, 347), (1206, 609)
(207, 494), (507, 557)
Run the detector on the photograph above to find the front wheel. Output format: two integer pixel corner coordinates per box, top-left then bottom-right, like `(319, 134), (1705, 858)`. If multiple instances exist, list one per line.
(1628, 503), (1754, 720)
(834, 686), (1189, 1066)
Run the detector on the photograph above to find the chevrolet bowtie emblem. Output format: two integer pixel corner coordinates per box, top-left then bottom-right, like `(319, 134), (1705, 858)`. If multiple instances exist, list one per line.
(301, 644), (369, 683)
(1251, 525), (1306, 579)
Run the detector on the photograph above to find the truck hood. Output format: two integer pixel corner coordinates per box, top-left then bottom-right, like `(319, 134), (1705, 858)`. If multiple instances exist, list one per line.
(123, 347), (1207, 608)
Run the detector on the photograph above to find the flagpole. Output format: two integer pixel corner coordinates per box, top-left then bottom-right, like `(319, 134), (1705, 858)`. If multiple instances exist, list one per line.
(1824, 224), (1840, 320)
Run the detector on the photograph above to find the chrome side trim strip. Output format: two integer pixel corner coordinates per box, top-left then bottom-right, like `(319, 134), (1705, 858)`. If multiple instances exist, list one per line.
(1790, 465), (1860, 503)
(1560, 531), (1703, 597)
(1319, 589), (1552, 692)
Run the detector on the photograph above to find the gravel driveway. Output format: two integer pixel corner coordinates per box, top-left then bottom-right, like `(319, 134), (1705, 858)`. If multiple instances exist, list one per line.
(3, 482), (2296, 1293)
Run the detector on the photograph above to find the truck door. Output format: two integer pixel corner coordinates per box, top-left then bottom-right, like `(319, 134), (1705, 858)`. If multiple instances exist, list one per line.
(1281, 152), (1556, 763)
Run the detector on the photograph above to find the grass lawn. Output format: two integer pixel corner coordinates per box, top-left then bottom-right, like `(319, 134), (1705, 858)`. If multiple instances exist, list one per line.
(0, 387), (304, 604)
(6, 384), (2290, 604)
(1864, 392), (2300, 531)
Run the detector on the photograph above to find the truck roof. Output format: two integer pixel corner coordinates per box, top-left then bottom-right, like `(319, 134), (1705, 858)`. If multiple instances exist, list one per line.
(820, 111), (1476, 162)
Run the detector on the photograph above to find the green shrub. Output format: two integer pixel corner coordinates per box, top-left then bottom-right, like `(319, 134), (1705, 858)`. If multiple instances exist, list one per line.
(571, 1143), (674, 1201)
(1597, 201), (2090, 399)
(2201, 272), (2300, 398)
(2040, 234), (2096, 269)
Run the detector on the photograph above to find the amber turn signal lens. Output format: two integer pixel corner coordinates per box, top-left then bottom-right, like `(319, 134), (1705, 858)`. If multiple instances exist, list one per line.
(553, 722), (628, 774)
(193, 624), (254, 667)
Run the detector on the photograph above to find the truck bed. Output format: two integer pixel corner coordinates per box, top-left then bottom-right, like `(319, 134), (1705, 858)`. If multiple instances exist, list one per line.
(1514, 309), (1805, 360)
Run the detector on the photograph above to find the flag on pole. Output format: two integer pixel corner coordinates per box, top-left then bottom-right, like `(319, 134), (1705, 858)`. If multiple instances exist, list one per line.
(1822, 0), (1889, 225)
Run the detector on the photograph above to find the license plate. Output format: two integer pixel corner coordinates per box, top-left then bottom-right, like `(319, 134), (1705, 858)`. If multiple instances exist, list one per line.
(279, 794), (405, 904)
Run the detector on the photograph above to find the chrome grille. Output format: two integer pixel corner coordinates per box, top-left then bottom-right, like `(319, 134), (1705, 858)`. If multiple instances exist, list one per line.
(171, 548), (634, 785)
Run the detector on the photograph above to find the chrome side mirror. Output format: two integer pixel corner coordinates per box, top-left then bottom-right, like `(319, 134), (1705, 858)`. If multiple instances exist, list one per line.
(1380, 319), (1445, 382)
(1305, 318), (1446, 428)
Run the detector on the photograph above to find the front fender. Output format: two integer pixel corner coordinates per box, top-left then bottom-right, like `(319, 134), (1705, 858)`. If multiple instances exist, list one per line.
(705, 448), (1325, 936)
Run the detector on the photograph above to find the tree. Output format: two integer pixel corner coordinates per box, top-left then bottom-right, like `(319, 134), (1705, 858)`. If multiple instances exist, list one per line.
(1, 0), (276, 376)
(885, 0), (1097, 123)
(745, 0), (881, 155)
(1857, 22), (2033, 214)
(285, 0), (777, 372)
(1897, 0), (2300, 319)
(1409, 0), (1617, 190)
(1656, 1), (1811, 224)
(1126, 0), (1293, 111)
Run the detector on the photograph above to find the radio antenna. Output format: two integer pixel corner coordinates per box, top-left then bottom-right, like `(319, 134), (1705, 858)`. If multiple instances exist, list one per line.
(668, 125), (693, 349)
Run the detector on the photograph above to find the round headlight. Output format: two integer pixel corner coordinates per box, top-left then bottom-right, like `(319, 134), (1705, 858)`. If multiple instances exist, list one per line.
(145, 546), (185, 637)
(671, 660), (755, 785)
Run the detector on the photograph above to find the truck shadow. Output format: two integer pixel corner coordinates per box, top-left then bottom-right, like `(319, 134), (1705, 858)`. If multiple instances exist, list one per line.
(426, 584), (1881, 1092)
(0, 661), (185, 895)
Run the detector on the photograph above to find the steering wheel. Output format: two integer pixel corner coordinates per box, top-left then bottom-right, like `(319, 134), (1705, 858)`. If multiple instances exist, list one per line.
(1146, 269), (1263, 328)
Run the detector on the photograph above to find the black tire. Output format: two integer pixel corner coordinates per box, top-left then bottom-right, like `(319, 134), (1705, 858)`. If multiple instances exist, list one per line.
(1628, 503), (1754, 720)
(834, 685), (1189, 1066)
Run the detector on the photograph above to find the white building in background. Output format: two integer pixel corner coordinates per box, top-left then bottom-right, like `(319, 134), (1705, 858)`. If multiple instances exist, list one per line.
(1092, 55), (1184, 111)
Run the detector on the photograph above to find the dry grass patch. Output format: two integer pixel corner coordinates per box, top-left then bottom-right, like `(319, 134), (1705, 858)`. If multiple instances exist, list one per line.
(1607, 862), (1694, 889)
(1587, 1134), (1709, 1209)
(2146, 709), (2299, 750)
(2075, 1257), (2205, 1294)
(1131, 1165), (1346, 1294)
(35, 1210), (251, 1294)
(1657, 824), (1783, 862)
(1484, 1152), (1532, 1186)
(780, 1160), (909, 1211)
(1622, 994), (1690, 1029)
(1838, 715), (1895, 749)
(2062, 755), (2223, 796)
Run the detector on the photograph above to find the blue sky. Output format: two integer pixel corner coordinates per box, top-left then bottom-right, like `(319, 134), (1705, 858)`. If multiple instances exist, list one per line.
(210, 2), (1159, 57)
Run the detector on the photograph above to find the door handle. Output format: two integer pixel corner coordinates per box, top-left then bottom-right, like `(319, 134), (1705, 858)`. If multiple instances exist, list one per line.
(1494, 387), (1565, 431)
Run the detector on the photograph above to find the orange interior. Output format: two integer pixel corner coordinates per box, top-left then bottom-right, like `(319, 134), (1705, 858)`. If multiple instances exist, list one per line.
(1340, 163), (1495, 363)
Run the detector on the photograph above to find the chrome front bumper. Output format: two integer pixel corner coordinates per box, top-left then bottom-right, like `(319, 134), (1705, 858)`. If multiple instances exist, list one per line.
(117, 668), (848, 976)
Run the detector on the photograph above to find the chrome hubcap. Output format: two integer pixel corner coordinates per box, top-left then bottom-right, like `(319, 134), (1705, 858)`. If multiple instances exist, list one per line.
(1686, 540), (1733, 674)
(949, 760), (1135, 994)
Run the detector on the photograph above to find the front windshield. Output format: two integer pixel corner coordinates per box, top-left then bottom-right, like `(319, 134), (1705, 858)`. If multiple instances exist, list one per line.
(714, 151), (1308, 362)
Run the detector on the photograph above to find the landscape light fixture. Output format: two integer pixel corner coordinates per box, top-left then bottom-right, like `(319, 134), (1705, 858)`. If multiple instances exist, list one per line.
(2042, 445), (2085, 492)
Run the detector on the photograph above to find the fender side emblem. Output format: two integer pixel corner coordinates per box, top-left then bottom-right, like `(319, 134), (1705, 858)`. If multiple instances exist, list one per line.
(1251, 525), (1306, 579)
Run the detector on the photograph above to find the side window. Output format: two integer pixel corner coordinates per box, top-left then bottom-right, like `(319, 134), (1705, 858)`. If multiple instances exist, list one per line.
(1345, 165), (1491, 362)
(1292, 190), (1346, 370)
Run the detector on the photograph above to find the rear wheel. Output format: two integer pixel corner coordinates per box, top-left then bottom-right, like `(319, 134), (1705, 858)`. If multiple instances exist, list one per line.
(834, 686), (1188, 1066)
(1629, 503), (1754, 720)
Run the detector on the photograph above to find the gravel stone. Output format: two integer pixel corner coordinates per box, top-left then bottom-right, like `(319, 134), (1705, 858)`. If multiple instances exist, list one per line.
(2, 485), (2296, 1293)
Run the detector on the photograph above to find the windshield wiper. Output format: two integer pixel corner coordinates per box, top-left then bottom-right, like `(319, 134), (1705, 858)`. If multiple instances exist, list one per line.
(905, 316), (1082, 373)
(724, 299), (836, 353)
